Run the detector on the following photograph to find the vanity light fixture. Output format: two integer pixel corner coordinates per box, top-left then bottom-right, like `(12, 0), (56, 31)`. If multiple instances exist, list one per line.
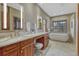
(21, 6), (23, 29)
(3, 3), (7, 29)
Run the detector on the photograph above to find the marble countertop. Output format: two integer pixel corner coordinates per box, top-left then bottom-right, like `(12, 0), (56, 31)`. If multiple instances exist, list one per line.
(0, 32), (48, 47)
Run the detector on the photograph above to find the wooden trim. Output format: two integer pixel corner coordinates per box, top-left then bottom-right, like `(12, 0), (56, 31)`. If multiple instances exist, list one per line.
(77, 4), (79, 56)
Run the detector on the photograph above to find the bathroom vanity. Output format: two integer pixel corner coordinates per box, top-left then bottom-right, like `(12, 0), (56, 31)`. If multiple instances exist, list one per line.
(0, 32), (48, 56)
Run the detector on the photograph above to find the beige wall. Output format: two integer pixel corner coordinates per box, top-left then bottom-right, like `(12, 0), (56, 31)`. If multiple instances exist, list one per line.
(22, 3), (37, 31)
(21, 3), (50, 31)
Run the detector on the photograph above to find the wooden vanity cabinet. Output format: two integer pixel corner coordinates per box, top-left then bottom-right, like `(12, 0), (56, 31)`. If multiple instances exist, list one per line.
(0, 39), (35, 56)
(0, 34), (48, 56)
(0, 48), (3, 56)
(1, 43), (19, 56)
(20, 39), (35, 56)
(44, 34), (49, 49)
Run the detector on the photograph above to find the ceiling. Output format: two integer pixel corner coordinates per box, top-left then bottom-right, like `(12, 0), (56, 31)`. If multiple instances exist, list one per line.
(7, 3), (22, 11)
(38, 3), (76, 17)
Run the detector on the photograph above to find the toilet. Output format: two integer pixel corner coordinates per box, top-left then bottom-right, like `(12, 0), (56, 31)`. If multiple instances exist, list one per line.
(34, 41), (43, 56)
(35, 43), (43, 50)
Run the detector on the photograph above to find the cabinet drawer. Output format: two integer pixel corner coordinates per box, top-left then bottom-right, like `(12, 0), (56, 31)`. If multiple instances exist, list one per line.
(2, 43), (18, 55)
(3, 49), (18, 56)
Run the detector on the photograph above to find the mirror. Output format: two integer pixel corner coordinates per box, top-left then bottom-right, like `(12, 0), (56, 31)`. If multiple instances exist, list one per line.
(14, 17), (21, 30)
(1, 3), (23, 31)
(0, 4), (3, 31)
(37, 16), (43, 30)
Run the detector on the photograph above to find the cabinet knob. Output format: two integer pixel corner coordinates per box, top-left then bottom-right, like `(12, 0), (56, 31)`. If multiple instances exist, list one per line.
(21, 50), (23, 53)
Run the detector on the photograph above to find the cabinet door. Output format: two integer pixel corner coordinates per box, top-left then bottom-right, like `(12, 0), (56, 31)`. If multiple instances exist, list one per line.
(3, 50), (18, 56)
(27, 45), (32, 56)
(20, 39), (35, 56)
(21, 43), (35, 56)
(27, 44), (35, 56)
(44, 34), (49, 48)
(21, 46), (28, 56)
(31, 44), (35, 56)
(0, 48), (3, 56)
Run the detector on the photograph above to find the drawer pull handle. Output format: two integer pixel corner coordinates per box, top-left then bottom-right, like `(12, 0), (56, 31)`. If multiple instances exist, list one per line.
(21, 50), (23, 53)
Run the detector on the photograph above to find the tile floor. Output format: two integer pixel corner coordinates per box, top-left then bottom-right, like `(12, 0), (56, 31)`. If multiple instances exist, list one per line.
(42, 40), (76, 56)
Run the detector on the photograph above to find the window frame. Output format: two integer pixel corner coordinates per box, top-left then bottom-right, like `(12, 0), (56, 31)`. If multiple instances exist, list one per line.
(51, 20), (67, 33)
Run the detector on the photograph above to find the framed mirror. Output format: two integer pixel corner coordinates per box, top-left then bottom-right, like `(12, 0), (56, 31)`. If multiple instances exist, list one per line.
(0, 4), (3, 31)
(1, 3), (23, 31)
(37, 16), (43, 30)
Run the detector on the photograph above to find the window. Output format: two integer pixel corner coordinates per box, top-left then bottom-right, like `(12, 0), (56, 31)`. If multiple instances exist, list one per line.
(51, 20), (67, 33)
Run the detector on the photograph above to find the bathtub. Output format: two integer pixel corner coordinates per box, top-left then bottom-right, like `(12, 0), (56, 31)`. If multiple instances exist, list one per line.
(49, 33), (69, 42)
